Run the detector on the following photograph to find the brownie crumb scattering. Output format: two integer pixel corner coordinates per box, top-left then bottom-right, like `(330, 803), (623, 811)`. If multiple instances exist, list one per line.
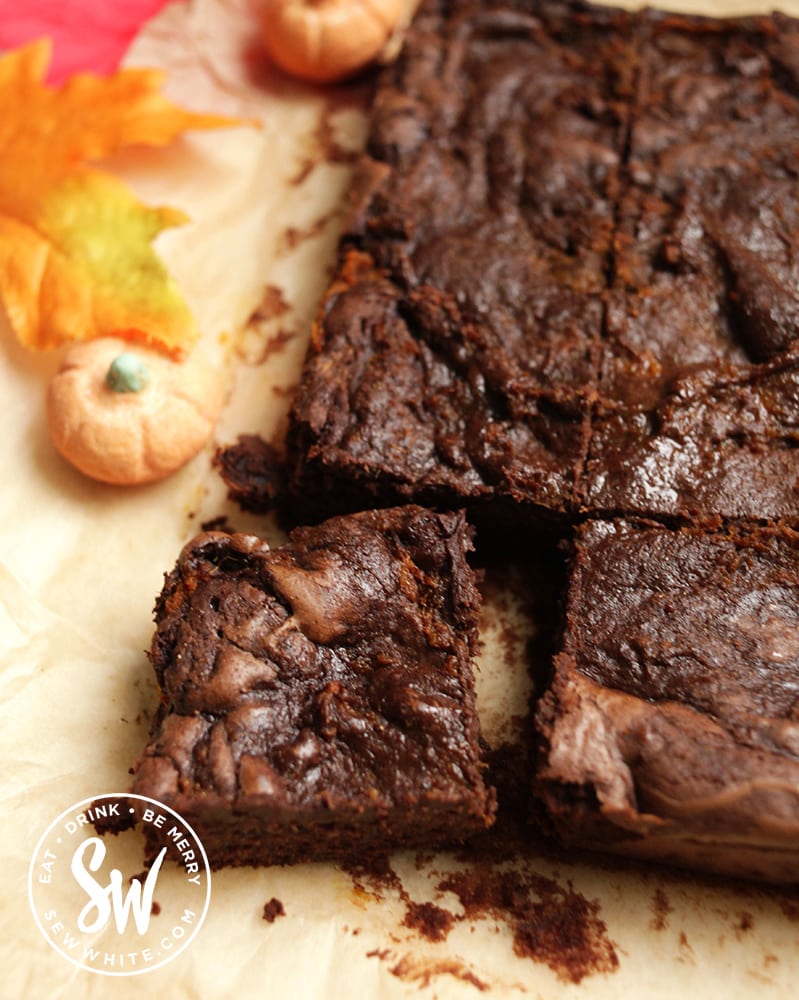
(437, 868), (618, 984)
(401, 901), (454, 943)
(131, 505), (496, 867)
(345, 842), (617, 986)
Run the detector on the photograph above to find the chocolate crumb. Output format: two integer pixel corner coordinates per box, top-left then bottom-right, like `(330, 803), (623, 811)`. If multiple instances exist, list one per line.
(343, 855), (403, 903)
(438, 868), (618, 984)
(402, 901), (455, 943)
(389, 954), (488, 992)
(237, 286), (296, 366)
(313, 110), (363, 168)
(250, 285), (291, 325)
(262, 898), (285, 923)
(366, 948), (392, 960)
(650, 887), (672, 931)
(291, 105), (365, 185)
(735, 911), (754, 933)
(215, 435), (284, 514)
(282, 211), (338, 252)
(151, 900), (161, 916)
(291, 158), (316, 188)
(258, 328), (297, 365)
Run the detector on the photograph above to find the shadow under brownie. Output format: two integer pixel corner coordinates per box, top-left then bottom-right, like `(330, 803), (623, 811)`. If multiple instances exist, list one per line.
(131, 506), (496, 868)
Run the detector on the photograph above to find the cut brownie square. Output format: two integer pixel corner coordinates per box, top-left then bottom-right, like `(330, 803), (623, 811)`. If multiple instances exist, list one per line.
(585, 348), (799, 521)
(584, 12), (799, 519)
(131, 506), (496, 868)
(535, 518), (799, 882)
(287, 251), (595, 527)
(284, 0), (637, 526)
(619, 11), (799, 373)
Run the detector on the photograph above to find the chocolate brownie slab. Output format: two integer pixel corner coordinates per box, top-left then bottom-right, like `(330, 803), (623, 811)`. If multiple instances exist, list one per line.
(275, 2), (799, 528)
(535, 519), (799, 882)
(214, 4), (799, 883)
(585, 13), (799, 518)
(286, 251), (595, 526)
(285, 1), (635, 525)
(131, 506), (496, 867)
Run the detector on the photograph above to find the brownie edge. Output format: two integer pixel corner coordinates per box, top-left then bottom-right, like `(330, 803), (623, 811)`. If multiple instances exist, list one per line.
(131, 506), (496, 868)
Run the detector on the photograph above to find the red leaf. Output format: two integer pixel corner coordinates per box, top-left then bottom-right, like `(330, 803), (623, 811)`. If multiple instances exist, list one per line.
(0, 0), (175, 83)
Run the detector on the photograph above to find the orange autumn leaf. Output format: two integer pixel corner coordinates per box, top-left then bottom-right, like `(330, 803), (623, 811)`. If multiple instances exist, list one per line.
(0, 40), (248, 356)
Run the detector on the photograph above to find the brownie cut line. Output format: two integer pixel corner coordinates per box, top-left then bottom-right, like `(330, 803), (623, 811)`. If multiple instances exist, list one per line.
(131, 506), (496, 868)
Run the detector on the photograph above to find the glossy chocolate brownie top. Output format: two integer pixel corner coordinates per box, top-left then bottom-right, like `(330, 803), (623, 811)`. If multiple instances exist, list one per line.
(132, 506), (495, 857)
(535, 518), (799, 879)
(561, 519), (799, 723)
(283, 1), (799, 526)
(586, 11), (799, 519)
(586, 348), (799, 520)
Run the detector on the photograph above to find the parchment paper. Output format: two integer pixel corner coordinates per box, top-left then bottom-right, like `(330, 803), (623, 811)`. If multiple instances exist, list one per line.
(2, 1), (799, 997)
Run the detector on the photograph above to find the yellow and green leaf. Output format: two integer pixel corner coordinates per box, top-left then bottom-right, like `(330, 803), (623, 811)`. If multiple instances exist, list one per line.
(0, 40), (248, 356)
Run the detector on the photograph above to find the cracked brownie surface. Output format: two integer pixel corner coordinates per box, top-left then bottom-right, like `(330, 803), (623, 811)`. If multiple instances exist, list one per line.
(587, 11), (799, 518)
